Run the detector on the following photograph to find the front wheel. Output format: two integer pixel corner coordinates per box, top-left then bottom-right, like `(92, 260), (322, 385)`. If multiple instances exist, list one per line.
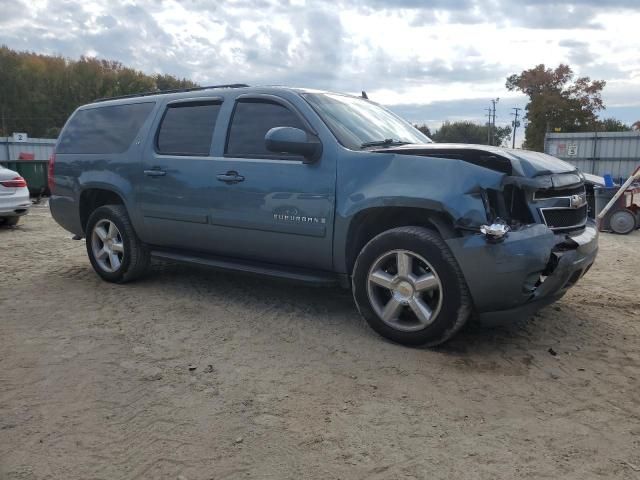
(85, 205), (150, 283)
(352, 226), (471, 346)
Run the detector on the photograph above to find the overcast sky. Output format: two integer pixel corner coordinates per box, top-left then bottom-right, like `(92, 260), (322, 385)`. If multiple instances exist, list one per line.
(2, 0), (639, 143)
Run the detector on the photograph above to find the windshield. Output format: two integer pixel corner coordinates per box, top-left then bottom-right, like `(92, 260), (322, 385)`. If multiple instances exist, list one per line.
(302, 92), (432, 150)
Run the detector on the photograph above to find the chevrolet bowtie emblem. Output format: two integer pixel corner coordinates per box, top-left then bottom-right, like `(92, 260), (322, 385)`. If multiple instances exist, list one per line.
(570, 193), (587, 209)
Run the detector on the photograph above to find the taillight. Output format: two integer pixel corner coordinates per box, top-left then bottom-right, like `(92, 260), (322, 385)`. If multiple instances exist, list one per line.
(1, 176), (27, 188)
(48, 153), (55, 193)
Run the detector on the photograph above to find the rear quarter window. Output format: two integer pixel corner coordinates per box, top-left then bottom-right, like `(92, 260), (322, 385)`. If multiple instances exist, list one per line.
(156, 102), (221, 156)
(57, 102), (155, 154)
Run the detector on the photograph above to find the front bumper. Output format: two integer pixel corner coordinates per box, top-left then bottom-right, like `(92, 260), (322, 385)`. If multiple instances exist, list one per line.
(446, 221), (598, 326)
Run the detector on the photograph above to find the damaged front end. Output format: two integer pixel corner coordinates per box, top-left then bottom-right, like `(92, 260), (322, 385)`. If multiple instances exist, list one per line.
(446, 221), (597, 325)
(380, 144), (599, 324)
(448, 154), (598, 325)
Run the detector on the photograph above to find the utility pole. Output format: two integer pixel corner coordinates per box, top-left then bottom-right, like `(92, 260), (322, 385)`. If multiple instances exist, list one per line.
(486, 98), (499, 146)
(491, 98), (499, 146)
(511, 107), (522, 149)
(485, 108), (492, 145)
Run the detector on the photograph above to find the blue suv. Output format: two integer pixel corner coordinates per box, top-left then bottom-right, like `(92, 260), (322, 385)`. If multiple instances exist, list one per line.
(49, 84), (598, 345)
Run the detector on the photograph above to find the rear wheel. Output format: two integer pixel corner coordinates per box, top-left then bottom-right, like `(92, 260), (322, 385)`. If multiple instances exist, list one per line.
(85, 205), (149, 283)
(352, 226), (471, 346)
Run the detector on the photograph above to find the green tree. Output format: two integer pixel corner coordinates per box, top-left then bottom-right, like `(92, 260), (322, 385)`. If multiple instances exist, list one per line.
(413, 123), (432, 138)
(154, 74), (197, 91)
(0, 45), (198, 138)
(492, 125), (512, 147)
(506, 64), (605, 151)
(431, 120), (511, 146)
(597, 117), (631, 132)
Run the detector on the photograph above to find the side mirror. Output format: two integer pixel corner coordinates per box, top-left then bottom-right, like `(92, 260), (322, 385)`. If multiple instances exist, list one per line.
(265, 127), (322, 163)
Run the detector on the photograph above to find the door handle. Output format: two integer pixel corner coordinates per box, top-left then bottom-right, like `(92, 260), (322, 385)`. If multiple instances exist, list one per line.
(144, 168), (166, 177)
(216, 171), (245, 184)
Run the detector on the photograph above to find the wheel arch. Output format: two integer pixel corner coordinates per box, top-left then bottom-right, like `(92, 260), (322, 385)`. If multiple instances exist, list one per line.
(342, 206), (459, 276)
(79, 187), (126, 234)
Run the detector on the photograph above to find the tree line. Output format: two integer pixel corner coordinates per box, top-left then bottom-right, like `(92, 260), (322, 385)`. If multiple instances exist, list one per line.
(419, 64), (637, 149)
(415, 122), (512, 146)
(0, 45), (196, 138)
(0, 45), (637, 149)
(506, 64), (638, 150)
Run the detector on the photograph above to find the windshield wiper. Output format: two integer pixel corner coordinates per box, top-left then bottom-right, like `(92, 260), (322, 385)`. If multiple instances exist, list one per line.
(360, 138), (410, 149)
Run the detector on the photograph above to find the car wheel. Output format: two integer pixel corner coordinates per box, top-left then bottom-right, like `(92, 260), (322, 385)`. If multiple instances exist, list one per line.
(3, 217), (20, 226)
(609, 209), (637, 235)
(85, 205), (150, 283)
(352, 226), (471, 346)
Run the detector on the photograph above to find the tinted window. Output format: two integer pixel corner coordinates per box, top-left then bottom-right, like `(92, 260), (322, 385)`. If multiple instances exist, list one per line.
(57, 102), (154, 154)
(226, 101), (305, 157)
(157, 102), (221, 156)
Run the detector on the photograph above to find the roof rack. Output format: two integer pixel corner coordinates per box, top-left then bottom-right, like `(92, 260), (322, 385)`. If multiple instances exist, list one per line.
(94, 83), (250, 103)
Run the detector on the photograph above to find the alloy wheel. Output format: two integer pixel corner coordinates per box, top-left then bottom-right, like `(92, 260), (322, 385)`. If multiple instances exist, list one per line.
(91, 219), (125, 273)
(366, 249), (443, 332)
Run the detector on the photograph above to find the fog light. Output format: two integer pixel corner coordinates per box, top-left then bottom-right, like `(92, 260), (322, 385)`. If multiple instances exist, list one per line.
(480, 219), (510, 243)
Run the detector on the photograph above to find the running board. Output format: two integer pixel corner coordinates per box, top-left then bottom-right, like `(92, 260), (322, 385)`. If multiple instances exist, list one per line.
(150, 249), (341, 286)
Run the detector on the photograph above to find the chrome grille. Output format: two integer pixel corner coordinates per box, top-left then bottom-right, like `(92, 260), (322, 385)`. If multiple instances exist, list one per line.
(536, 184), (588, 231)
(540, 205), (588, 230)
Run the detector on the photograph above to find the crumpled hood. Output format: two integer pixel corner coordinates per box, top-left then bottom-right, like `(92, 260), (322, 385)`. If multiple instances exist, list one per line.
(373, 143), (578, 178)
(499, 148), (578, 177)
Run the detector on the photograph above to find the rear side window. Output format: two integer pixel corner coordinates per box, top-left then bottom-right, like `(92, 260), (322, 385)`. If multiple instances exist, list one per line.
(57, 102), (154, 154)
(226, 100), (305, 157)
(156, 102), (221, 156)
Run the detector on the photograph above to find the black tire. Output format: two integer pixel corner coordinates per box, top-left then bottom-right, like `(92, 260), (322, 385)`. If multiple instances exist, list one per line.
(85, 205), (150, 283)
(352, 226), (471, 346)
(2, 217), (20, 226)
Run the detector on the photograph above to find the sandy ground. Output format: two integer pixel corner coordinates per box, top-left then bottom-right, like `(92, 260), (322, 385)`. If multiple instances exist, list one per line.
(1, 203), (639, 480)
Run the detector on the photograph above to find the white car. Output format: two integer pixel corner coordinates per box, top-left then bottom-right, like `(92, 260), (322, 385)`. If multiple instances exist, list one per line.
(0, 165), (30, 226)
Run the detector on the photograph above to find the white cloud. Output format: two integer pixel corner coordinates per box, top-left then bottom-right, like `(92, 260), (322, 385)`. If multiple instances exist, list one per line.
(1, 0), (638, 127)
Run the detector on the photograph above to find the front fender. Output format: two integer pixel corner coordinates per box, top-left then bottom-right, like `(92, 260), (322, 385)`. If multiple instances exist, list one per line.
(333, 150), (507, 272)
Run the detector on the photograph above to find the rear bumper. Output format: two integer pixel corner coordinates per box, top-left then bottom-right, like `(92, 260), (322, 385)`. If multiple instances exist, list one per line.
(0, 188), (31, 217)
(50, 194), (83, 236)
(447, 222), (598, 326)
